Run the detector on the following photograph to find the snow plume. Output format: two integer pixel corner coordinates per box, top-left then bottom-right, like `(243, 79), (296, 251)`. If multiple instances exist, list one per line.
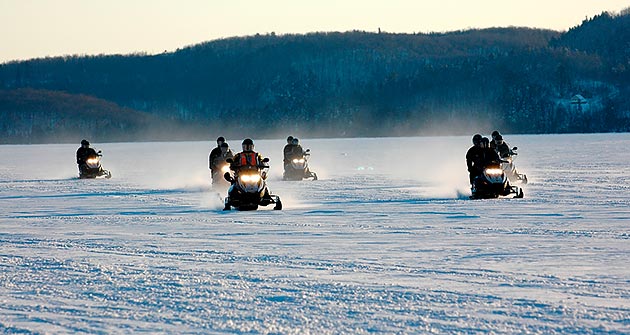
(104, 141), (213, 190)
(363, 136), (472, 199)
(200, 189), (226, 210)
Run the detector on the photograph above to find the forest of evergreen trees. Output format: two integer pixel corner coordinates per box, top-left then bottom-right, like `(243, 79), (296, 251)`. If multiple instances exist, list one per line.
(0, 9), (628, 143)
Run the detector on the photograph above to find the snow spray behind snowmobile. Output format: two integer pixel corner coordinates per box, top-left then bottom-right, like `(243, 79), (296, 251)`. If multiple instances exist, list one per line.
(283, 149), (318, 181)
(79, 151), (112, 179)
(223, 158), (282, 211)
(471, 161), (523, 199)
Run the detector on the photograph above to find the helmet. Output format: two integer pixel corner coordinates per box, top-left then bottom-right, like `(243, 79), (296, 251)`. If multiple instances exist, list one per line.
(472, 134), (482, 145)
(217, 136), (225, 144)
(81, 139), (89, 146)
(286, 136), (294, 144)
(242, 138), (254, 151)
(291, 138), (299, 145)
(491, 130), (501, 139)
(220, 142), (229, 148)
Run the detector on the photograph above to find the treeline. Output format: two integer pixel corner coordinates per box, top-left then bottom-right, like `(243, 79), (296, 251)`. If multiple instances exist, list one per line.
(0, 9), (629, 143)
(0, 89), (188, 144)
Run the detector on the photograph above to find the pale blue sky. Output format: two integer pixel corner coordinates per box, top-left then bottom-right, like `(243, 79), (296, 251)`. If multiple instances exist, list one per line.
(1, 0), (628, 63)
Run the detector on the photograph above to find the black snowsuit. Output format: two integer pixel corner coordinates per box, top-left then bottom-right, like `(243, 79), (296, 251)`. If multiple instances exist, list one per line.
(481, 147), (501, 166)
(283, 144), (294, 164)
(76, 146), (98, 174)
(466, 145), (485, 184)
(495, 142), (511, 158)
(209, 146), (222, 170)
(76, 147), (98, 165)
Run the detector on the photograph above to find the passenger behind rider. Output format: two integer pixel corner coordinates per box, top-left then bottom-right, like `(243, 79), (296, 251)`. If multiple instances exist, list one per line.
(492, 134), (512, 158)
(76, 139), (98, 174)
(465, 134), (484, 184)
(489, 130), (500, 150)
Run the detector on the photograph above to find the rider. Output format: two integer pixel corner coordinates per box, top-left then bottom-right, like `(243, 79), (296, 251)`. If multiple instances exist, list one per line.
(76, 139), (98, 175)
(283, 135), (295, 170)
(493, 134), (512, 158)
(480, 137), (501, 166)
(230, 138), (267, 176)
(210, 142), (234, 180)
(288, 138), (305, 159)
(209, 136), (226, 172)
(465, 134), (484, 184)
(490, 130), (501, 150)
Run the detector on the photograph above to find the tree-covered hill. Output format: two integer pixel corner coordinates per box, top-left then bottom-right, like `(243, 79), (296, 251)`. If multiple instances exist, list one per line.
(0, 89), (175, 144)
(1, 8), (629, 143)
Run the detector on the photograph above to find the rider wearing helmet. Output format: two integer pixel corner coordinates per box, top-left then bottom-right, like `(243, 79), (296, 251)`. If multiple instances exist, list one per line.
(231, 138), (267, 174)
(492, 134), (511, 158)
(490, 130), (501, 150)
(283, 135), (295, 169)
(76, 139), (98, 174)
(288, 137), (305, 158)
(465, 134), (484, 184)
(209, 136), (226, 171)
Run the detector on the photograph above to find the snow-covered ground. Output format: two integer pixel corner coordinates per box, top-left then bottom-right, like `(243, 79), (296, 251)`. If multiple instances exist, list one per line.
(1, 134), (629, 334)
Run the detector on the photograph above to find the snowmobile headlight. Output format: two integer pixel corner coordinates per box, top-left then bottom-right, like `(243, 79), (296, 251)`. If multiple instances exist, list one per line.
(86, 157), (98, 164)
(240, 174), (261, 183)
(221, 165), (230, 173)
(485, 168), (503, 175)
(292, 158), (305, 163)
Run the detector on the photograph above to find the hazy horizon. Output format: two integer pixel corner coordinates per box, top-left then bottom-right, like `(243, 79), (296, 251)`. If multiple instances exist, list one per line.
(1, 0), (628, 63)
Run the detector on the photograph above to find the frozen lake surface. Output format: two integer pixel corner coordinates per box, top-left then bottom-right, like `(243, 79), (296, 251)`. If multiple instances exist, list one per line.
(1, 134), (629, 334)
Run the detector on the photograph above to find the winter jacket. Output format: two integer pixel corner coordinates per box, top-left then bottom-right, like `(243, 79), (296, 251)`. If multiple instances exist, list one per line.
(231, 151), (266, 173)
(76, 147), (98, 165)
(495, 142), (512, 158)
(481, 147), (502, 166)
(465, 145), (485, 173)
(209, 146), (222, 170)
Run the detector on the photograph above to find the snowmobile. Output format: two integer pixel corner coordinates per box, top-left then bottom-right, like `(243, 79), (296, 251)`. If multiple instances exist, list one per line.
(500, 147), (528, 184)
(470, 161), (523, 199)
(223, 158), (282, 211)
(283, 149), (318, 181)
(79, 151), (112, 179)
